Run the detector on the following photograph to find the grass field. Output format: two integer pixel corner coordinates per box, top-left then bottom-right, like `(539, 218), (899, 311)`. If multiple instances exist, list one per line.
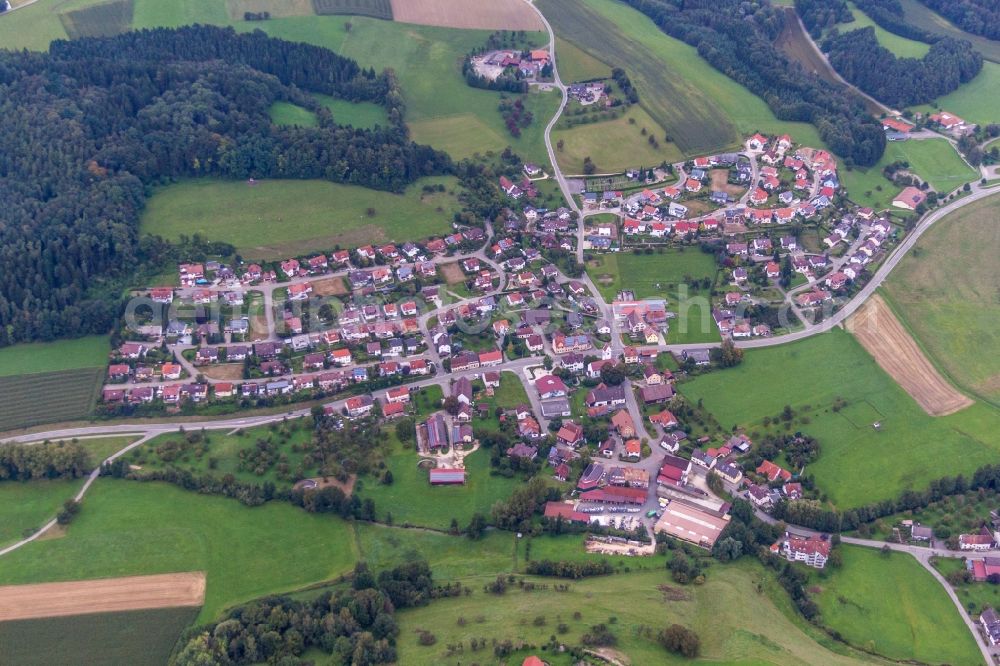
(316, 94), (387, 128)
(541, 0), (827, 158)
(0, 369), (104, 433)
(840, 138), (976, 208)
(554, 36), (609, 83)
(841, 2), (930, 58)
(911, 62), (1000, 128)
(552, 104), (684, 174)
(897, 0), (1000, 64)
(0, 480), (358, 622)
(314, 0), (392, 19)
(883, 193), (1000, 403)
(812, 546), (979, 664)
(58, 0), (132, 38)
(127, 422), (315, 488)
(268, 101), (317, 127)
(679, 329), (1000, 508)
(394, 562), (881, 665)
(586, 250), (720, 343)
(140, 176), (461, 258)
(0, 336), (108, 377)
(0, 606), (199, 666)
(356, 434), (521, 530)
(0, 480), (85, 547)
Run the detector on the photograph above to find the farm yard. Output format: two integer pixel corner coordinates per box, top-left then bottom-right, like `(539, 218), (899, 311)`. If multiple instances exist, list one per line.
(139, 176), (463, 258)
(0, 607), (199, 666)
(394, 563), (883, 665)
(679, 329), (1000, 508)
(811, 546), (980, 665)
(389, 0), (542, 30)
(840, 138), (977, 209)
(883, 194), (1000, 403)
(540, 0), (827, 158)
(552, 104), (684, 174)
(848, 295), (973, 416)
(0, 480), (358, 622)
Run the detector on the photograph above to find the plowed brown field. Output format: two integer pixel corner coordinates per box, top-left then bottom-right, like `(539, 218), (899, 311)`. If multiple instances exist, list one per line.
(849, 295), (973, 416)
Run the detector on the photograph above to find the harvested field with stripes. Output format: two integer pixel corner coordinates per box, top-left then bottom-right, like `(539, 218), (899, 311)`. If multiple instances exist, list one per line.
(390, 0), (543, 30)
(0, 368), (103, 433)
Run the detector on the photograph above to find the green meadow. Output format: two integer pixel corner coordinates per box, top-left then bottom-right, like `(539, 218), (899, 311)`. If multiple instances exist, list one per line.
(840, 138), (977, 208)
(554, 36), (609, 83)
(552, 104), (685, 173)
(679, 329), (1000, 508)
(912, 62), (1000, 128)
(0, 480), (358, 621)
(842, 2), (930, 58)
(813, 546), (980, 665)
(0, 479), (85, 547)
(140, 175), (462, 258)
(0, 335), (108, 377)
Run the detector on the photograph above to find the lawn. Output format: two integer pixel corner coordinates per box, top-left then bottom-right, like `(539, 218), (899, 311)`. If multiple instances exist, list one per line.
(679, 329), (1000, 508)
(586, 250), (720, 343)
(0, 335), (108, 377)
(355, 434), (521, 530)
(840, 138), (977, 208)
(394, 562), (881, 665)
(0, 607), (199, 666)
(0, 479), (85, 547)
(883, 193), (1000, 403)
(0, 368), (105, 433)
(812, 546), (980, 664)
(840, 2), (930, 58)
(126, 422), (315, 489)
(540, 0), (827, 158)
(911, 62), (1000, 128)
(0, 479), (359, 622)
(552, 104), (684, 174)
(139, 175), (462, 258)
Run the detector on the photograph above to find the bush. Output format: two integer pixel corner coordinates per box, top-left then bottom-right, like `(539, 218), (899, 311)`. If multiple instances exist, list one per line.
(659, 623), (700, 657)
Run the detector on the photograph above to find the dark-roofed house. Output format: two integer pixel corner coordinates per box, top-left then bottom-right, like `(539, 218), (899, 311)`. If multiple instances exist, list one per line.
(541, 398), (572, 418)
(981, 608), (1000, 646)
(586, 383), (626, 409)
(640, 383), (674, 405)
(578, 463), (606, 490)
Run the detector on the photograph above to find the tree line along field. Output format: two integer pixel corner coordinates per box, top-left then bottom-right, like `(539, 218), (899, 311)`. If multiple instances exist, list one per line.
(812, 546), (980, 664)
(838, 2), (930, 59)
(840, 138), (977, 209)
(883, 194), (1000, 404)
(0, 607), (199, 666)
(679, 329), (1000, 508)
(540, 0), (829, 160)
(896, 0), (1000, 64)
(139, 175), (462, 259)
(0, 480), (358, 622)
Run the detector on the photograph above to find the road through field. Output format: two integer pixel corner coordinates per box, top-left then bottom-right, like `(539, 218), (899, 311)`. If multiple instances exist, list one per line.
(0, 572), (205, 621)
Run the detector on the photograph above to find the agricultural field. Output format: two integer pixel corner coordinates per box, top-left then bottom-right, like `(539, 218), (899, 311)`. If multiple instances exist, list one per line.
(849, 294), (972, 416)
(679, 329), (1000, 508)
(314, 0), (392, 20)
(0, 480), (358, 621)
(225, 0), (313, 19)
(883, 194), (1000, 403)
(911, 62), (1000, 128)
(812, 546), (979, 665)
(0, 607), (199, 666)
(840, 138), (976, 209)
(540, 0), (827, 158)
(0, 335), (108, 377)
(355, 433), (521, 530)
(0, 480), (85, 548)
(586, 250), (720, 344)
(554, 36), (609, 83)
(389, 0), (543, 31)
(552, 104), (684, 174)
(139, 175), (462, 258)
(394, 563), (882, 665)
(896, 0), (1000, 64)
(0, 369), (104, 433)
(58, 0), (132, 38)
(126, 422), (315, 489)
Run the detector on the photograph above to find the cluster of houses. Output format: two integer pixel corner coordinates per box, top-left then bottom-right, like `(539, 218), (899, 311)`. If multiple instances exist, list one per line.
(470, 47), (550, 81)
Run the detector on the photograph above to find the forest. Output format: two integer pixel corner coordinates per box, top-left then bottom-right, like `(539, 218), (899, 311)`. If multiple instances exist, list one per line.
(823, 28), (982, 106)
(617, 0), (887, 167)
(919, 0), (1000, 41)
(795, 0), (853, 39)
(0, 26), (450, 346)
(0, 440), (90, 481)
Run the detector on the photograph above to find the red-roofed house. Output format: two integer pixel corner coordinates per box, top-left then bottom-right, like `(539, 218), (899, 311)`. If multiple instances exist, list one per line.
(757, 460), (792, 483)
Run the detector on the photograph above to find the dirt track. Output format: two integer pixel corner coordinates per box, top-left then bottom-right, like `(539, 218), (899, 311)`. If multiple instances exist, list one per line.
(390, 0), (544, 30)
(849, 295), (973, 416)
(0, 572), (206, 621)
